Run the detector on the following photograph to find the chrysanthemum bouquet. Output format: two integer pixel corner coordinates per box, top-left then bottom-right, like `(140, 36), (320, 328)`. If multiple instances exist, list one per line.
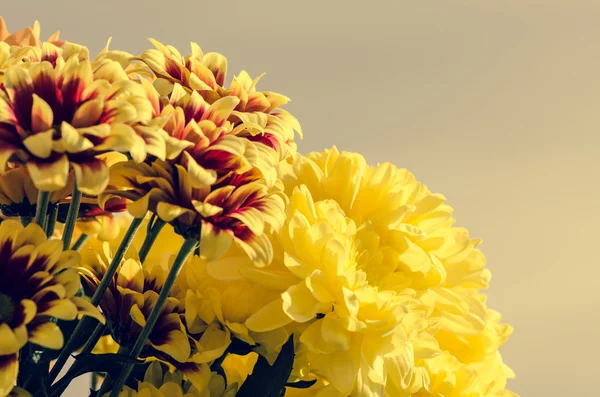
(0, 18), (518, 397)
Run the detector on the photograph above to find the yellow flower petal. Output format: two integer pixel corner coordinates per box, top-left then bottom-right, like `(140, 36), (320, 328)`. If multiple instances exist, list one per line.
(0, 354), (18, 397)
(59, 122), (94, 153)
(30, 94), (53, 133)
(0, 325), (23, 355)
(25, 154), (69, 192)
(28, 322), (64, 350)
(38, 299), (78, 320)
(72, 297), (106, 324)
(23, 129), (54, 158)
(245, 298), (292, 332)
(71, 158), (109, 195)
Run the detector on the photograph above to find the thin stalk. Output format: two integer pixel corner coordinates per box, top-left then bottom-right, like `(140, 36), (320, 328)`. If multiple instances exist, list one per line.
(62, 185), (82, 250)
(20, 216), (33, 227)
(80, 323), (106, 354)
(34, 191), (50, 229)
(138, 218), (166, 263)
(91, 373), (98, 392)
(48, 217), (145, 384)
(48, 323), (106, 396)
(108, 238), (198, 397)
(96, 346), (127, 395)
(71, 233), (88, 251)
(46, 205), (58, 238)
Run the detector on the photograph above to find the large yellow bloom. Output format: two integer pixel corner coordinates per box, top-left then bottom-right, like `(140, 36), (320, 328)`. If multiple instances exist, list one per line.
(137, 40), (302, 162)
(0, 48), (166, 195)
(175, 252), (292, 362)
(106, 361), (237, 397)
(277, 147), (517, 396)
(0, 220), (103, 397)
(258, 184), (439, 396)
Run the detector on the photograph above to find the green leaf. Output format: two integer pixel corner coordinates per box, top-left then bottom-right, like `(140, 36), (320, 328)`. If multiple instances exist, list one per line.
(237, 335), (295, 397)
(228, 338), (255, 356)
(50, 353), (144, 397)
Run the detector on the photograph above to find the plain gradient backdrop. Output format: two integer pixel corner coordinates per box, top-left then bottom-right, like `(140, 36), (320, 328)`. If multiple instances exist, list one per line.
(3, 1), (599, 395)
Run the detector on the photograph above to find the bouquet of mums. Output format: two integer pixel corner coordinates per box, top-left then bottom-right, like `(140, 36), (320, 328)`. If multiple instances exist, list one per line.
(0, 18), (518, 397)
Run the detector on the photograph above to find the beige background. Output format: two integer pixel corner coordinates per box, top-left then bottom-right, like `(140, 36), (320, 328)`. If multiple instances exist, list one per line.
(3, 0), (600, 395)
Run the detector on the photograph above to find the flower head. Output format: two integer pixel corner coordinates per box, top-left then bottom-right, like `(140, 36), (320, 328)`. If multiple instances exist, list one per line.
(78, 243), (232, 390)
(137, 40), (301, 162)
(274, 147), (517, 396)
(0, 50), (167, 195)
(175, 252), (292, 360)
(141, 81), (279, 188)
(0, 220), (103, 396)
(79, 247), (191, 363)
(101, 160), (285, 266)
(263, 183), (439, 396)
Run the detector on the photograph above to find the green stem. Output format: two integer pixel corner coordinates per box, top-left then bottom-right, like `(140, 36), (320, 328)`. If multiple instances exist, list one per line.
(89, 217), (144, 307)
(91, 372), (99, 392)
(108, 238), (198, 397)
(96, 376), (112, 396)
(138, 218), (166, 263)
(34, 191), (50, 229)
(20, 216), (33, 227)
(71, 233), (88, 251)
(46, 205), (58, 238)
(95, 345), (127, 395)
(62, 185), (82, 250)
(47, 217), (145, 384)
(81, 323), (106, 354)
(49, 323), (106, 396)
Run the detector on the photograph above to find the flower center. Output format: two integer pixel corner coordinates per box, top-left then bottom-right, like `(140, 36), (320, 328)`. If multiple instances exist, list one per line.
(0, 293), (16, 323)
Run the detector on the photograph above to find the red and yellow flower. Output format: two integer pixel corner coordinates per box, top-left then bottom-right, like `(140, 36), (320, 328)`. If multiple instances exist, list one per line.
(0, 49), (167, 195)
(101, 161), (285, 266)
(0, 220), (103, 396)
(136, 40), (301, 162)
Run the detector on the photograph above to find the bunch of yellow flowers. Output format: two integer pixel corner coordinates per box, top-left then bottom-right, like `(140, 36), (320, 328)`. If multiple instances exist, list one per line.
(0, 17), (518, 397)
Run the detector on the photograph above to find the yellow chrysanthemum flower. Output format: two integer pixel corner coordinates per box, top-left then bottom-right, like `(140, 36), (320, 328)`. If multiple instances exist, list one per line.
(106, 361), (237, 397)
(101, 161), (285, 266)
(0, 49), (167, 195)
(0, 220), (103, 396)
(175, 252), (292, 362)
(277, 147), (517, 396)
(258, 185), (439, 396)
(136, 40), (302, 161)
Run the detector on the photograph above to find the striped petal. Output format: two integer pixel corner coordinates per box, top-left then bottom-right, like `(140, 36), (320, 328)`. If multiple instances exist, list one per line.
(30, 94), (53, 133)
(71, 157), (109, 195)
(28, 322), (64, 349)
(25, 154), (69, 192)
